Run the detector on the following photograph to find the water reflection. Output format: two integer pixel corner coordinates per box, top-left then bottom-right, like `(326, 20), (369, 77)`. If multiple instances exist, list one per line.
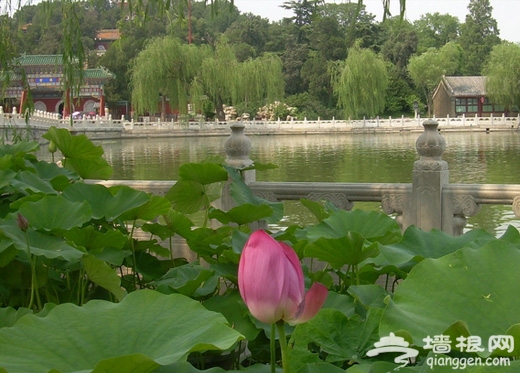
(35, 130), (520, 235)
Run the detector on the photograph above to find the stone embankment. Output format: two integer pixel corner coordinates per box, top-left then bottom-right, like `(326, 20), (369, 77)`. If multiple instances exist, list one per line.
(1, 106), (519, 143)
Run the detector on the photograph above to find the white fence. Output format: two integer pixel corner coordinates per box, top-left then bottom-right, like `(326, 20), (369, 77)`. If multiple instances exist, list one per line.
(125, 113), (520, 132)
(2, 106), (519, 133)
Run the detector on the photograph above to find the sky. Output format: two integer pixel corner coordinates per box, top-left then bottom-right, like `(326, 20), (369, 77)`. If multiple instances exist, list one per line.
(233, 0), (520, 43)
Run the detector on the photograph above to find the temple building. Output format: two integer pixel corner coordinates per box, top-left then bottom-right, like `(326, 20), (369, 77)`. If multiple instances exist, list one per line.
(1, 54), (113, 117)
(432, 76), (518, 118)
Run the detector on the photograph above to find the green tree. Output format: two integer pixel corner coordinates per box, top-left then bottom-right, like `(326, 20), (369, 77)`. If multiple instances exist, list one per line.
(458, 0), (500, 75)
(224, 13), (270, 59)
(130, 37), (205, 120)
(319, 1), (379, 50)
(380, 18), (418, 77)
(331, 43), (388, 119)
(131, 37), (284, 121)
(408, 42), (462, 116)
(190, 39), (285, 120)
(483, 42), (520, 113)
(414, 12), (460, 53)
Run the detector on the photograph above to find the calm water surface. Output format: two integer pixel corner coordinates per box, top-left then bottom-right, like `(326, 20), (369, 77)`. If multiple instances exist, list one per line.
(48, 130), (520, 235)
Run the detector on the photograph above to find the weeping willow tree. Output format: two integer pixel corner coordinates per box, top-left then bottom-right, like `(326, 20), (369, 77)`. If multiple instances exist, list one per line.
(483, 42), (520, 113)
(132, 36), (284, 121)
(130, 37), (207, 120)
(331, 42), (388, 119)
(190, 39), (284, 120)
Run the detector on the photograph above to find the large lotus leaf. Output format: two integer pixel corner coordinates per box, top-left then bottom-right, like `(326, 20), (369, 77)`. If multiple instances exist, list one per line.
(226, 166), (284, 223)
(304, 231), (379, 268)
(62, 182), (114, 220)
(0, 290), (244, 373)
(64, 226), (128, 253)
(0, 141), (39, 156)
(42, 127), (113, 180)
(82, 254), (126, 301)
(306, 210), (401, 244)
(33, 160), (78, 182)
(0, 169), (16, 189)
(373, 226), (496, 266)
(0, 218), (85, 261)
(0, 307), (32, 328)
(10, 170), (57, 195)
(64, 157), (113, 180)
(43, 126), (103, 159)
(380, 241), (520, 356)
(179, 162), (228, 185)
(166, 180), (208, 214)
(208, 204), (273, 225)
(104, 185), (150, 221)
(62, 183), (109, 215)
(18, 195), (92, 231)
(119, 194), (171, 222)
(289, 308), (381, 371)
(203, 291), (260, 341)
(155, 263), (216, 297)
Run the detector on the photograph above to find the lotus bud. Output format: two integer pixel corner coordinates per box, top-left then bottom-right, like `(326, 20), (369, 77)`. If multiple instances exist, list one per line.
(238, 230), (328, 325)
(17, 213), (29, 232)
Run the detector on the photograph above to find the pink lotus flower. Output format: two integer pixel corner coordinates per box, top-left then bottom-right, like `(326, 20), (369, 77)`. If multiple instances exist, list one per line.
(238, 230), (328, 325)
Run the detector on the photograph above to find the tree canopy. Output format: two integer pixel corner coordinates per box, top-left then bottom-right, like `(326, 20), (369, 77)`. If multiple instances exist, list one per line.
(483, 42), (520, 112)
(408, 42), (462, 116)
(331, 42), (388, 119)
(131, 37), (284, 121)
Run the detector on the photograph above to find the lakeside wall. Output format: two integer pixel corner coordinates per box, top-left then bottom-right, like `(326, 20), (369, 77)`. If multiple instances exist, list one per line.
(1, 107), (519, 143)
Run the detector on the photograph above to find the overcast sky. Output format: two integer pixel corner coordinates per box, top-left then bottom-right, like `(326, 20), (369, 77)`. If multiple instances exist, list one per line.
(234, 0), (520, 43)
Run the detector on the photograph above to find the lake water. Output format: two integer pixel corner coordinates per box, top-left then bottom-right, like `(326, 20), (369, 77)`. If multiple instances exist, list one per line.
(43, 130), (520, 235)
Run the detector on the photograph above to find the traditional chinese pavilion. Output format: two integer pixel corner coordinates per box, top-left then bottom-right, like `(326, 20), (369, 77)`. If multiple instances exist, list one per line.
(2, 54), (113, 117)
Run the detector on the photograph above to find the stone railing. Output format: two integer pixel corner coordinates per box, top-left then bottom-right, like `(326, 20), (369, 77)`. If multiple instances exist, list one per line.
(0, 106), (124, 142)
(124, 113), (520, 133)
(0, 106), (124, 130)
(95, 121), (520, 236)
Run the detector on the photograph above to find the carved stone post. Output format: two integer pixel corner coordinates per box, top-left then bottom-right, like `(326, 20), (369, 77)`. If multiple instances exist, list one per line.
(405, 119), (449, 232)
(221, 123), (256, 211)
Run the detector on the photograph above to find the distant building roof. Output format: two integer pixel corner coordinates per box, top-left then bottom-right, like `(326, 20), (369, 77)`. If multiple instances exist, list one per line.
(15, 55), (63, 66)
(84, 67), (114, 79)
(95, 29), (121, 41)
(441, 76), (486, 97)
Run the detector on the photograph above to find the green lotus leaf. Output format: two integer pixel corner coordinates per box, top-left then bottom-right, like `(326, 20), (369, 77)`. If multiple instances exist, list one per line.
(0, 307), (33, 328)
(18, 195), (92, 231)
(178, 162), (228, 185)
(63, 157), (113, 180)
(226, 166), (283, 223)
(306, 209), (401, 244)
(43, 127), (104, 159)
(374, 226), (495, 266)
(82, 254), (126, 301)
(289, 308), (381, 371)
(155, 263), (216, 297)
(42, 127), (113, 179)
(203, 291), (260, 341)
(119, 194), (171, 222)
(64, 183), (151, 221)
(166, 180), (208, 214)
(304, 232), (379, 268)
(10, 170), (58, 195)
(380, 240), (520, 357)
(64, 226), (128, 253)
(0, 218), (85, 261)
(0, 290), (244, 373)
(208, 204), (273, 225)
(0, 169), (16, 189)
